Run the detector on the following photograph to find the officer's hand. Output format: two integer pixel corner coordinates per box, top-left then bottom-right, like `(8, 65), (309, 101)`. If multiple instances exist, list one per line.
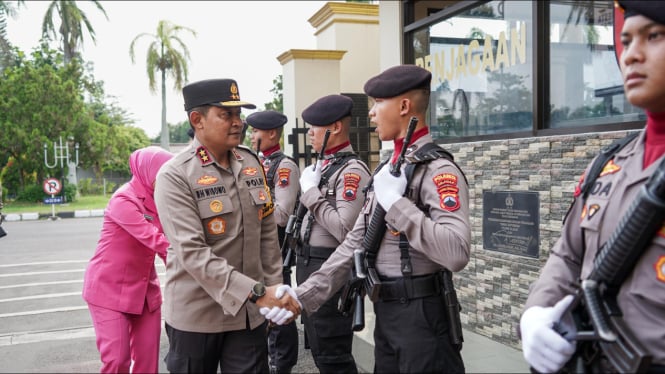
(520, 295), (577, 373)
(256, 284), (302, 317)
(373, 162), (407, 211)
(275, 284), (302, 309)
(300, 160), (323, 193)
(259, 306), (293, 325)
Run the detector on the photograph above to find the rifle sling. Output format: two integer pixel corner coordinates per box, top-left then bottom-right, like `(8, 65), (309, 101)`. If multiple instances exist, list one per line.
(365, 143), (467, 276)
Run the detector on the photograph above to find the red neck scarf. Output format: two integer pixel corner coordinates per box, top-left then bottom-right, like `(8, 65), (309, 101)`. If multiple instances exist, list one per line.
(324, 141), (350, 156)
(391, 127), (429, 164)
(644, 111), (665, 168)
(262, 144), (280, 158)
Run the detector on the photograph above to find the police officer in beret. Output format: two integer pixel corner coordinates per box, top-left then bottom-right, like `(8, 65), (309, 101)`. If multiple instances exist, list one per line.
(271, 66), (471, 372)
(247, 110), (301, 374)
(520, 1), (665, 372)
(293, 94), (371, 373)
(154, 78), (301, 373)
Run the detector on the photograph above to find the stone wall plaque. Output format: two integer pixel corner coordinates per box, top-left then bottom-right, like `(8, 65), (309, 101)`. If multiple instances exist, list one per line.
(482, 190), (539, 258)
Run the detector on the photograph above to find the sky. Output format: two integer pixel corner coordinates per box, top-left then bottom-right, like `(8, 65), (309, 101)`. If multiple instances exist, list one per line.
(6, 1), (331, 138)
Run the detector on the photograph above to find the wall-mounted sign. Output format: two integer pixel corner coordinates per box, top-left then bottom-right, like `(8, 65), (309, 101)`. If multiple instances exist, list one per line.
(483, 190), (539, 258)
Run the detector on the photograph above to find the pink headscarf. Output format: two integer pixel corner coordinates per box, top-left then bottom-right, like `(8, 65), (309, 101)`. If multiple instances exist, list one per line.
(128, 146), (173, 215)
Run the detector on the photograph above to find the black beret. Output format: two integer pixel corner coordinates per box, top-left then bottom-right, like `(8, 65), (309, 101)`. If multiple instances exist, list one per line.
(302, 95), (353, 126)
(364, 65), (432, 98)
(183, 79), (256, 111)
(246, 110), (288, 130)
(617, 1), (665, 25)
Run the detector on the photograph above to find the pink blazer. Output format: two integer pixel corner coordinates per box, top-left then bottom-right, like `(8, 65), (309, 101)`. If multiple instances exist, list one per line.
(83, 147), (172, 314)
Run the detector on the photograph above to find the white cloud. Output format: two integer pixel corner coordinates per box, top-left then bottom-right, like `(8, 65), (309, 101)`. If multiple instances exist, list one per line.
(7, 0), (329, 137)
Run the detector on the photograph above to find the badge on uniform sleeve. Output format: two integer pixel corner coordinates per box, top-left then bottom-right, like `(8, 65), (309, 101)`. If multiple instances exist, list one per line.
(655, 255), (665, 283)
(207, 217), (226, 235)
(433, 173), (460, 212)
(278, 168), (291, 188)
(343, 173), (361, 201)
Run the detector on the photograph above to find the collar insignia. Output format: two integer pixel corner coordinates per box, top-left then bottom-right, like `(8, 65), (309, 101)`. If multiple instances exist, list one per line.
(196, 146), (212, 165)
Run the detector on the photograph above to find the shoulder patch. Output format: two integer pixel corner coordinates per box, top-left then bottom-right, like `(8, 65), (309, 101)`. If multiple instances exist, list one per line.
(277, 168), (291, 188)
(343, 172), (361, 201)
(433, 173), (460, 212)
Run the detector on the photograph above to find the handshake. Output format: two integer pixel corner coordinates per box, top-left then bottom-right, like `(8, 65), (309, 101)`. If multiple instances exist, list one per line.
(257, 284), (302, 325)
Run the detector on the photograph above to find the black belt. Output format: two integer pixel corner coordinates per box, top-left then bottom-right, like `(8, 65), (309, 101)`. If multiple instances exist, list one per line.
(378, 272), (441, 302)
(296, 245), (335, 261)
(650, 364), (665, 374)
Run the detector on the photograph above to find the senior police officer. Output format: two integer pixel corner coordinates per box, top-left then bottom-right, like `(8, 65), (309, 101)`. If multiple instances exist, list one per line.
(154, 78), (301, 373)
(520, 1), (665, 373)
(274, 65), (471, 373)
(247, 110), (300, 374)
(295, 94), (371, 373)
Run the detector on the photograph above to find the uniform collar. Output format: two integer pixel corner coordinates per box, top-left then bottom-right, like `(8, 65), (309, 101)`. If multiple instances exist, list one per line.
(324, 141), (351, 156)
(392, 127), (429, 164)
(263, 144), (281, 158)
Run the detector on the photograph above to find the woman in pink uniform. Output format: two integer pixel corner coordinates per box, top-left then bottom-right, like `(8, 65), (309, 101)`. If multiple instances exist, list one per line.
(83, 146), (173, 373)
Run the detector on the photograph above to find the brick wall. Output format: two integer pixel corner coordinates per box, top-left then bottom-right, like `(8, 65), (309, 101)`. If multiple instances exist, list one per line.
(444, 129), (637, 349)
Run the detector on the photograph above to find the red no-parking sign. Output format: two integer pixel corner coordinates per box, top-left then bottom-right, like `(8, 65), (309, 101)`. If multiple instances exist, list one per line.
(43, 177), (62, 195)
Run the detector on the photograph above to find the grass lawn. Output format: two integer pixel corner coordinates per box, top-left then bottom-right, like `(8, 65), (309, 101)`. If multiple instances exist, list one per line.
(2, 194), (110, 215)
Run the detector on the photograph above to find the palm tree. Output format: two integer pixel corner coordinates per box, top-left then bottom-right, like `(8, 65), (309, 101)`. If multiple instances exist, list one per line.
(0, 0), (25, 70)
(42, 0), (108, 63)
(129, 20), (196, 151)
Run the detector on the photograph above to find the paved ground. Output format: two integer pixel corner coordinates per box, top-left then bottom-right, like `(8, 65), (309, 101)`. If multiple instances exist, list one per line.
(0, 216), (528, 373)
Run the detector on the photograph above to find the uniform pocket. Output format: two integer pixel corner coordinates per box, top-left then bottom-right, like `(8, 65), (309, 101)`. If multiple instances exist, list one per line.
(198, 195), (234, 241)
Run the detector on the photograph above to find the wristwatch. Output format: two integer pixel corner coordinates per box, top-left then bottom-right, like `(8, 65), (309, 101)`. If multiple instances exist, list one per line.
(249, 282), (266, 303)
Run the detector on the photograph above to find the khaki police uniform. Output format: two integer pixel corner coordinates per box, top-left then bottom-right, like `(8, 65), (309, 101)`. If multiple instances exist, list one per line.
(295, 142), (371, 373)
(525, 130), (665, 366)
(296, 133), (471, 372)
(263, 151), (300, 229)
(262, 149), (301, 373)
(247, 108), (302, 373)
(156, 139), (282, 333)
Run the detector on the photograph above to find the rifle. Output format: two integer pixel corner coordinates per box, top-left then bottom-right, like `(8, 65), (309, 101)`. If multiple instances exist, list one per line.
(281, 129), (331, 269)
(554, 159), (665, 373)
(353, 116), (418, 301)
(338, 276), (365, 331)
(255, 138), (262, 157)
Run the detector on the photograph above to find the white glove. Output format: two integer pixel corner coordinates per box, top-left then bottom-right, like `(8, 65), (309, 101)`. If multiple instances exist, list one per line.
(275, 284), (303, 309)
(373, 162), (407, 211)
(259, 306), (293, 325)
(300, 160), (323, 193)
(520, 295), (577, 373)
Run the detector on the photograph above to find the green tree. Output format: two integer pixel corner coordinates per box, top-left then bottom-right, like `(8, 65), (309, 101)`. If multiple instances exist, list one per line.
(0, 0), (24, 70)
(41, 0), (108, 63)
(264, 75), (283, 112)
(129, 20), (196, 151)
(0, 45), (87, 194)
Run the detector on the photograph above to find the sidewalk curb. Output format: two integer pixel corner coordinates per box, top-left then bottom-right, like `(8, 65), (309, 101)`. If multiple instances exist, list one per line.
(3, 210), (104, 221)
